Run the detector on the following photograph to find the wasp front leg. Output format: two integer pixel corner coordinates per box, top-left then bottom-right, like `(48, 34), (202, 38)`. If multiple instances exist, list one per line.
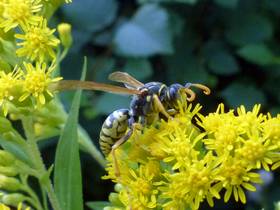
(152, 94), (173, 120)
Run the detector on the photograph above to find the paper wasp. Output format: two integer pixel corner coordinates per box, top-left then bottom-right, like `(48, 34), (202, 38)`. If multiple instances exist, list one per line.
(54, 72), (210, 176)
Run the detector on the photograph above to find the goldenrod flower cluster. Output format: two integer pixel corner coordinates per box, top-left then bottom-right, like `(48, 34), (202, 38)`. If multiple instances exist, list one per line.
(104, 100), (280, 210)
(0, 0), (72, 115)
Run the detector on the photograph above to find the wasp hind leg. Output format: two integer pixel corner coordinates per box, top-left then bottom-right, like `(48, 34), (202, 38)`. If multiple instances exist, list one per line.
(111, 129), (133, 177)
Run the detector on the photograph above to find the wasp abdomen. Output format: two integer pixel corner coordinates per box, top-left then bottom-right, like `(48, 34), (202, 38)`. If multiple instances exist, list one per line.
(99, 109), (130, 156)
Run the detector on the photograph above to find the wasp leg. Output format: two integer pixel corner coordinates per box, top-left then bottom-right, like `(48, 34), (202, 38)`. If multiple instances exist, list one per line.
(152, 94), (172, 120)
(111, 129), (133, 177)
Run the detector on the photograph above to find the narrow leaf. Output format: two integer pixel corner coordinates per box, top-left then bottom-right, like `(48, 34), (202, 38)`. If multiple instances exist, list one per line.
(54, 58), (87, 210)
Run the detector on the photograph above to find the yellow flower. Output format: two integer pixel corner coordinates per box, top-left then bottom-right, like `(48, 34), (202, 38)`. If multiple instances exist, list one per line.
(235, 133), (277, 171)
(15, 19), (60, 63)
(0, 0), (42, 32)
(0, 203), (30, 210)
(0, 68), (23, 116)
(105, 161), (160, 210)
(236, 104), (264, 134)
(161, 128), (203, 170)
(160, 153), (220, 210)
(203, 122), (239, 157)
(120, 163), (158, 210)
(215, 157), (262, 204)
(262, 114), (280, 148)
(19, 62), (62, 106)
(197, 103), (232, 133)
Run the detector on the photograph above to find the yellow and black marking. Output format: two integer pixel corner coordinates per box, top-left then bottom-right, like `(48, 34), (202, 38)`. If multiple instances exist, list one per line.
(99, 109), (130, 156)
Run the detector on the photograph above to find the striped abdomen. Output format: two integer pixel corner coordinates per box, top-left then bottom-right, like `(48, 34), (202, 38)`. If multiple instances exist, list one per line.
(99, 109), (130, 156)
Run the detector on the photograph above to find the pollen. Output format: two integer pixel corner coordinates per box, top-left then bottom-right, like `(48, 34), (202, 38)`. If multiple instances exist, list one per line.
(15, 19), (60, 63)
(0, 0), (42, 32)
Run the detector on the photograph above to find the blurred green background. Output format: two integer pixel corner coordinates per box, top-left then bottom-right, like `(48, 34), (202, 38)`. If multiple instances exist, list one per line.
(50, 0), (280, 209)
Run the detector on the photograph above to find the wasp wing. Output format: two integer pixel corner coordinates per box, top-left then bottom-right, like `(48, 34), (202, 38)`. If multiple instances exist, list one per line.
(108, 71), (144, 89)
(50, 80), (141, 95)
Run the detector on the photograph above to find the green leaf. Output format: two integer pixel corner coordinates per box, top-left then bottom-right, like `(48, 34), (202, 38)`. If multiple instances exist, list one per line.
(214, 0), (239, 8)
(226, 14), (273, 46)
(62, 0), (118, 32)
(124, 58), (152, 80)
(54, 58), (87, 210)
(114, 4), (173, 57)
(90, 57), (116, 83)
(207, 50), (239, 76)
(165, 32), (211, 85)
(86, 201), (111, 210)
(237, 43), (276, 65)
(166, 54), (210, 84)
(0, 38), (19, 66)
(221, 82), (266, 108)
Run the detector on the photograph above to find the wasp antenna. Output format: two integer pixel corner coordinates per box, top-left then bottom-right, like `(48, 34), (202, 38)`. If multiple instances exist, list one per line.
(191, 84), (211, 95)
(184, 88), (196, 102)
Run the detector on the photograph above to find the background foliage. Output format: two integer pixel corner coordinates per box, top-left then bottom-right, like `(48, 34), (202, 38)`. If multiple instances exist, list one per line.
(52, 0), (280, 209)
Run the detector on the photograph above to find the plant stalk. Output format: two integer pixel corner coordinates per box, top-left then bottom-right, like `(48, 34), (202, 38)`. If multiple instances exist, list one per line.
(22, 116), (61, 210)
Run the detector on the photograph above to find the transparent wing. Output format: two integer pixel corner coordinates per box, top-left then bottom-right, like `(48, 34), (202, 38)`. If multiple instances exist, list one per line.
(50, 80), (141, 95)
(108, 71), (144, 89)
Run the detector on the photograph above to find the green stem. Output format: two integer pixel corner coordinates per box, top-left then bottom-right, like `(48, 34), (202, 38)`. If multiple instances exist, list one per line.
(21, 183), (43, 210)
(22, 116), (61, 210)
(40, 184), (48, 210)
(58, 48), (69, 63)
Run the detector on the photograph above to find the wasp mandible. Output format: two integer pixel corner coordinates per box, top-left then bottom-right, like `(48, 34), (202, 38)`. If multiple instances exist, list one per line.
(53, 72), (211, 176)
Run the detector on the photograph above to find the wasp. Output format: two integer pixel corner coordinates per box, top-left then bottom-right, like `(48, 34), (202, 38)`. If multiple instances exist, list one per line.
(54, 72), (210, 175)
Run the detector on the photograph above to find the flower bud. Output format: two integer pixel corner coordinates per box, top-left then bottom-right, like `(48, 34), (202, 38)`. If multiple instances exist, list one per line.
(34, 123), (60, 140)
(58, 23), (73, 48)
(0, 166), (18, 177)
(2, 132), (22, 143)
(108, 192), (122, 207)
(0, 175), (22, 191)
(0, 150), (16, 166)
(114, 183), (123, 193)
(2, 193), (26, 206)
